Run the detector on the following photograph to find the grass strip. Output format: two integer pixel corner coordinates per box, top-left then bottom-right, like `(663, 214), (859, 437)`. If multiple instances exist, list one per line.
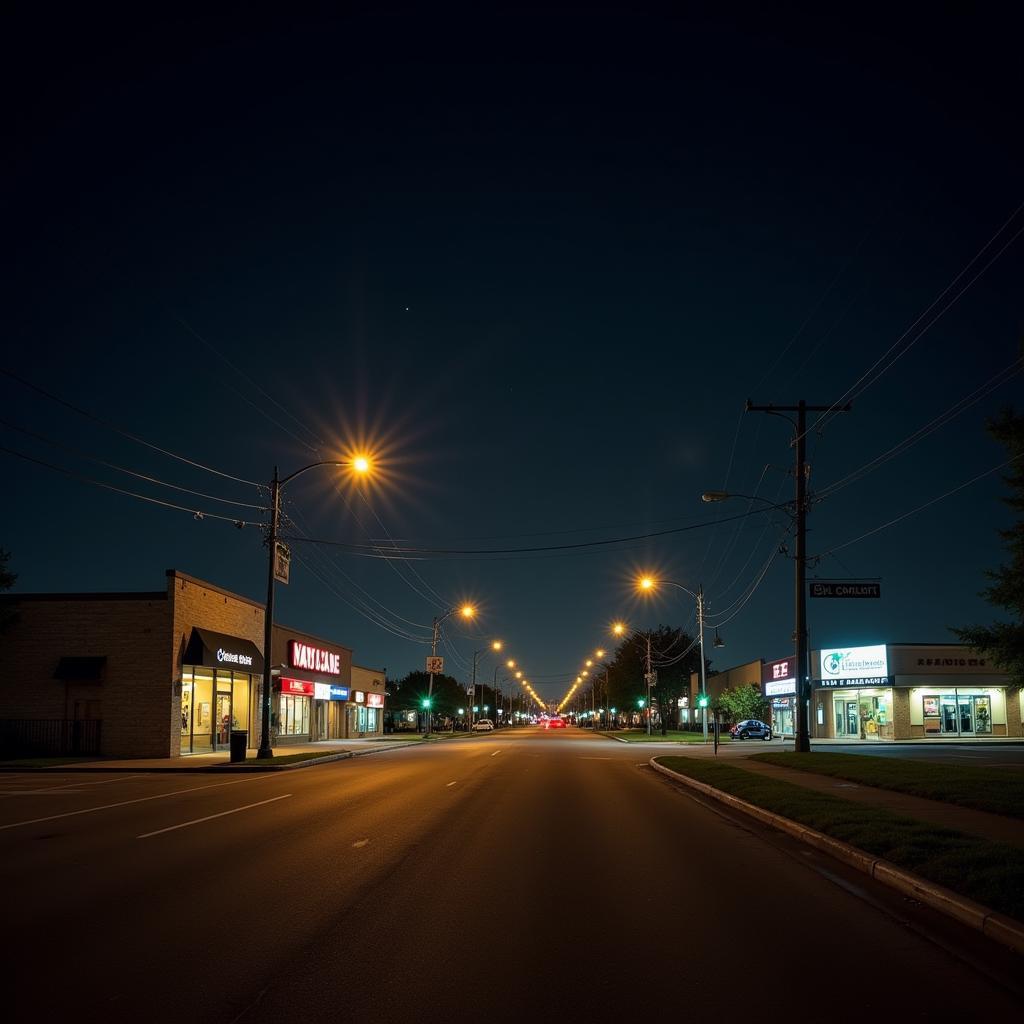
(606, 730), (730, 744)
(752, 752), (1024, 821)
(657, 756), (1024, 921)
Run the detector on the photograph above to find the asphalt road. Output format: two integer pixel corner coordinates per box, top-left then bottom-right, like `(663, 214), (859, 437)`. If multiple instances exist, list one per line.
(2, 729), (1021, 1023)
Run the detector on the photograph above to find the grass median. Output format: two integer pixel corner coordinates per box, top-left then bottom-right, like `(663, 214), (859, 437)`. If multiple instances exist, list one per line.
(752, 752), (1024, 820)
(656, 756), (1024, 921)
(604, 730), (730, 744)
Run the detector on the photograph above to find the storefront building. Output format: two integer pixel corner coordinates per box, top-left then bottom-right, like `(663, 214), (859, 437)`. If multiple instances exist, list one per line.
(0, 569), (377, 759)
(348, 664), (386, 737)
(271, 627), (352, 744)
(762, 656), (796, 738)
(811, 642), (1021, 741)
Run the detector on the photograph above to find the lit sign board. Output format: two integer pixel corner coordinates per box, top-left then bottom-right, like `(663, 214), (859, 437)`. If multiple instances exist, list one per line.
(353, 690), (366, 704)
(329, 685), (349, 701)
(313, 682), (332, 701)
(216, 647), (254, 668)
(366, 692), (384, 708)
(288, 641), (341, 676)
(819, 645), (889, 687)
(280, 678), (315, 697)
(762, 657), (796, 696)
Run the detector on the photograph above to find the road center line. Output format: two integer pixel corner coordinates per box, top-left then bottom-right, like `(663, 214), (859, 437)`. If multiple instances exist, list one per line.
(446, 781), (458, 787)
(490, 750), (502, 757)
(0, 775), (270, 832)
(137, 795), (292, 838)
(352, 838), (369, 848)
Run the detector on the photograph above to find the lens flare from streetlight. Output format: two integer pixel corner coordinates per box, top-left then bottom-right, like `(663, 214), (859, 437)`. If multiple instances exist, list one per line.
(507, 659), (516, 669)
(492, 640), (502, 651)
(596, 649), (605, 658)
(351, 454), (371, 474)
(461, 604), (475, 619)
(612, 622), (626, 636)
(639, 576), (655, 591)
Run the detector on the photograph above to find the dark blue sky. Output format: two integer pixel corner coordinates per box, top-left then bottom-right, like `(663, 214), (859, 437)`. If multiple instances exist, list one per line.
(4, 6), (1021, 705)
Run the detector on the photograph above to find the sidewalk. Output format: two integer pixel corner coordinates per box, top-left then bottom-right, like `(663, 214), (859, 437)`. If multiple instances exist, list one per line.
(4, 737), (420, 772)
(680, 749), (1024, 849)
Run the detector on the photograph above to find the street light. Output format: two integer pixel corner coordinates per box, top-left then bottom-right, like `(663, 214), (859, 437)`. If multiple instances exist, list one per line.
(470, 640), (502, 730)
(609, 620), (655, 736)
(258, 455), (373, 760)
(424, 605), (476, 738)
(637, 575), (709, 742)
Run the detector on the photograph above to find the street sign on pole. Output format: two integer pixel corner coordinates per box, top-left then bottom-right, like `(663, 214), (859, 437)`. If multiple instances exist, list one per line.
(809, 581), (881, 599)
(273, 542), (291, 584)
(426, 656), (444, 673)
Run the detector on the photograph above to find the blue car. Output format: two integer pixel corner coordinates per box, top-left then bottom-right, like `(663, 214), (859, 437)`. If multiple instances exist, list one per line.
(730, 719), (772, 740)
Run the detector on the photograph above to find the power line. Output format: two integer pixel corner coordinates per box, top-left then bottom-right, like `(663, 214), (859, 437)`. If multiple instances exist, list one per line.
(0, 444), (262, 526)
(0, 416), (267, 510)
(812, 454), (1023, 559)
(1, 368), (260, 487)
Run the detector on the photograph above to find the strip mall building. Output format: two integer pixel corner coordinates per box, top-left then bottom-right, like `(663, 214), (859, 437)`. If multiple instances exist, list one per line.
(0, 570), (385, 758)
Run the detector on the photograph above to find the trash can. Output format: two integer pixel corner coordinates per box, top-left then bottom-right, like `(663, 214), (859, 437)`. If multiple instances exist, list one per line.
(229, 730), (248, 763)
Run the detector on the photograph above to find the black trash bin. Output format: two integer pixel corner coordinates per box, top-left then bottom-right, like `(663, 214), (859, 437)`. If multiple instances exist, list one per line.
(229, 730), (248, 763)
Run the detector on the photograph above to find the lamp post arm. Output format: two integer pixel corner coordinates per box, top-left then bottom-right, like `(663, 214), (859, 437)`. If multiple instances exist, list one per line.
(279, 460), (351, 487)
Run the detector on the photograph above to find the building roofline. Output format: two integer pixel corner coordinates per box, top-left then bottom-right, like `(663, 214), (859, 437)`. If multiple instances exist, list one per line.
(166, 569), (264, 610)
(276, 622), (353, 655)
(352, 664), (386, 675)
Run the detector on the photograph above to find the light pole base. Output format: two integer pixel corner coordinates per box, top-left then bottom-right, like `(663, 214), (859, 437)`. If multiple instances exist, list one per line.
(256, 744), (273, 760)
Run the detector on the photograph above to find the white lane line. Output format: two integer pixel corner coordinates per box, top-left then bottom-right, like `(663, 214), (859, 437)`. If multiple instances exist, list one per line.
(0, 775), (269, 832)
(446, 781), (458, 787)
(137, 794), (292, 839)
(490, 750), (502, 757)
(0, 774), (145, 797)
(578, 756), (612, 760)
(352, 838), (370, 848)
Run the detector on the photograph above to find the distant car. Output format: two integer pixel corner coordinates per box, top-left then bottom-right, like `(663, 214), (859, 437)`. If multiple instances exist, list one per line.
(544, 717), (566, 729)
(730, 719), (772, 740)
(472, 718), (495, 732)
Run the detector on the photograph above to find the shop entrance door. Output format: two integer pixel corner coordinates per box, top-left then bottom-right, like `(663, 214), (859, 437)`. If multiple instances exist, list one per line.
(957, 696), (974, 735)
(215, 692), (232, 749)
(843, 699), (858, 737)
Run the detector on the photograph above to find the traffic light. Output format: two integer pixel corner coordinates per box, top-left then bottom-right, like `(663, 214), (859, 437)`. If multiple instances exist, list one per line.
(421, 697), (432, 710)
(637, 697), (646, 709)
(697, 693), (709, 709)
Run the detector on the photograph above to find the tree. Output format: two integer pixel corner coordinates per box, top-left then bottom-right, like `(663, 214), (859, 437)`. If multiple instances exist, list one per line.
(389, 670), (468, 728)
(0, 548), (15, 592)
(717, 684), (769, 724)
(601, 625), (701, 733)
(952, 407), (1024, 688)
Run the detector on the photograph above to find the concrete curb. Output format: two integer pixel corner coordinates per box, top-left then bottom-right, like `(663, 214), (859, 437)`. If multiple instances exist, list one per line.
(649, 756), (1024, 956)
(0, 745), (396, 774)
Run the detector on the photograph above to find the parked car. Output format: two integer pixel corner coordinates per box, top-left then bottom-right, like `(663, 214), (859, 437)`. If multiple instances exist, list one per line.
(472, 718), (495, 732)
(544, 717), (566, 729)
(730, 719), (772, 740)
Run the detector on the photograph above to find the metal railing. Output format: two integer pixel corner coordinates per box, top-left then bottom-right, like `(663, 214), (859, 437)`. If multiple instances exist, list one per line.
(0, 719), (103, 757)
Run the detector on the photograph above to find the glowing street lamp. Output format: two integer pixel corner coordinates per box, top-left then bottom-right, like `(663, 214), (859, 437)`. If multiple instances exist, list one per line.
(424, 604), (476, 737)
(257, 454), (375, 760)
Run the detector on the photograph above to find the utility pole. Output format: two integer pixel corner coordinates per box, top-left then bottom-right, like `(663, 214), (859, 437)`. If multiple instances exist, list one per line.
(746, 399), (851, 753)
(425, 616), (440, 738)
(698, 586), (708, 743)
(645, 632), (653, 736)
(257, 468), (281, 760)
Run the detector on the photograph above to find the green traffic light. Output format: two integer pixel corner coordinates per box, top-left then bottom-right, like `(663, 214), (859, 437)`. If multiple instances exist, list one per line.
(637, 698), (645, 708)
(697, 694), (709, 708)
(421, 697), (432, 709)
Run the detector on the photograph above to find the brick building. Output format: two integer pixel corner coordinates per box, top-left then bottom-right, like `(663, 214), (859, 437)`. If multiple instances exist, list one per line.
(0, 569), (383, 758)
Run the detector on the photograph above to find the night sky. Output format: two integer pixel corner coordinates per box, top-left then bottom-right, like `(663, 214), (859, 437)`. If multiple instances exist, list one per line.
(4, 6), (1021, 705)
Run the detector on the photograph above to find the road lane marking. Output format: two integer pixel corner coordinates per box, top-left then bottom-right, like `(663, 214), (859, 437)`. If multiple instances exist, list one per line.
(578, 757), (612, 760)
(352, 838), (369, 848)
(0, 775), (270, 832)
(137, 794), (292, 838)
(446, 781), (458, 787)
(490, 750), (502, 757)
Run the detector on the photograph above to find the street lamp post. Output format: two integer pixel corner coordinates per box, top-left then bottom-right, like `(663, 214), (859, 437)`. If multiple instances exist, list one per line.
(257, 457), (370, 761)
(638, 577), (708, 742)
(425, 605), (476, 738)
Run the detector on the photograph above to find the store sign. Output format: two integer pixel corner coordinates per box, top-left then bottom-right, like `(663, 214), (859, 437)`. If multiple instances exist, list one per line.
(313, 682), (332, 701)
(353, 690), (366, 704)
(288, 641), (341, 676)
(216, 647), (254, 668)
(809, 581), (880, 599)
(820, 644), (887, 682)
(329, 685), (349, 701)
(762, 657), (797, 697)
(366, 693), (384, 708)
(426, 656), (444, 673)
(280, 678), (315, 697)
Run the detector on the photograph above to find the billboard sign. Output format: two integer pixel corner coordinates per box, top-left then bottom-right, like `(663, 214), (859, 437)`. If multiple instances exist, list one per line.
(818, 644), (889, 687)
(762, 657), (796, 697)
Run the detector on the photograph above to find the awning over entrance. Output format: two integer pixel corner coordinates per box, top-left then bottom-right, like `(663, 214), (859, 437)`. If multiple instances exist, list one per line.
(184, 628), (264, 674)
(53, 656), (107, 681)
